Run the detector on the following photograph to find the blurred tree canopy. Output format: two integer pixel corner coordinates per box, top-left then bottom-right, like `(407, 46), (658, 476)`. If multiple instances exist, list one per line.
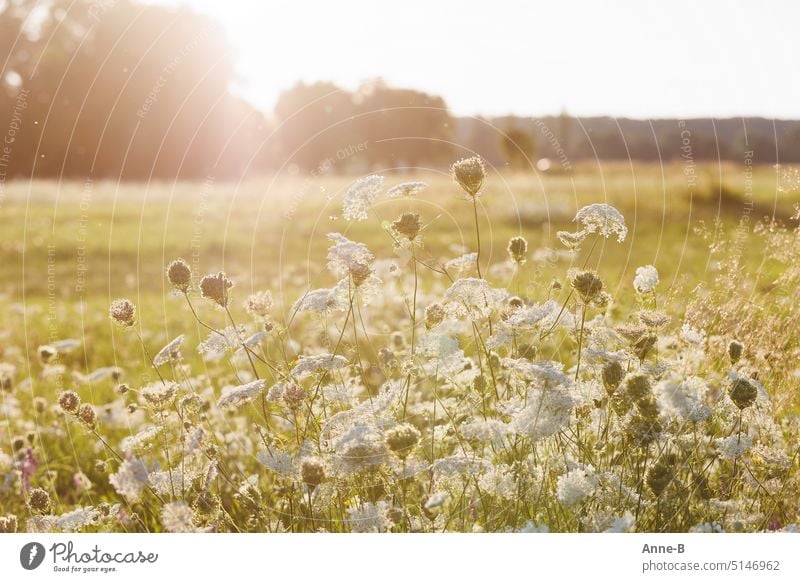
(2, 0), (800, 182)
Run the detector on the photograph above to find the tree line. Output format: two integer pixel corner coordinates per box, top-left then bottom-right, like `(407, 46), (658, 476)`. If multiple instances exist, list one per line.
(2, 0), (798, 182)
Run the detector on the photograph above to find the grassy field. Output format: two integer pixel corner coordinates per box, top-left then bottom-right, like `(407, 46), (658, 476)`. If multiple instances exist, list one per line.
(1, 161), (799, 533)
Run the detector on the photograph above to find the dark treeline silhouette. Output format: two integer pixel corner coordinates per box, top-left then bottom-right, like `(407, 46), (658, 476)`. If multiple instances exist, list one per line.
(2, 0), (799, 182)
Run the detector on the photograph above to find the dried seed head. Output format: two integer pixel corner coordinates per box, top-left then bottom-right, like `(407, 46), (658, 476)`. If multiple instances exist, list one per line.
(78, 403), (97, 428)
(507, 296), (524, 309)
(392, 212), (422, 240)
(11, 436), (25, 451)
(451, 156), (486, 196)
(385, 423), (421, 459)
(569, 269), (603, 302)
(624, 373), (652, 403)
(0, 363), (14, 392)
(601, 361), (624, 395)
(300, 456), (326, 489)
(109, 298), (136, 326)
(38, 345), (57, 364)
(141, 381), (178, 410)
(728, 340), (744, 364)
(507, 236), (528, 264)
(116, 383), (130, 395)
(199, 272), (233, 307)
(28, 488), (51, 513)
(729, 376), (758, 410)
(646, 454), (677, 497)
(167, 258), (192, 293)
(425, 303), (445, 329)
(625, 413), (662, 447)
(349, 261), (373, 287)
(58, 390), (81, 414)
(282, 382), (307, 411)
(33, 397), (47, 414)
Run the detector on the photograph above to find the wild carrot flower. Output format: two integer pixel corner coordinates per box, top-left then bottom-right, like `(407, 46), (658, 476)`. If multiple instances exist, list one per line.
(199, 272), (232, 307)
(424, 302), (446, 329)
(507, 236), (528, 265)
(387, 181), (427, 198)
(574, 203), (628, 242)
(166, 258), (192, 293)
(161, 501), (196, 532)
(140, 381), (178, 410)
(568, 269), (603, 302)
(392, 212), (422, 242)
(385, 423), (421, 459)
(28, 488), (51, 513)
(451, 156), (486, 197)
(109, 458), (149, 502)
(109, 298), (136, 326)
(58, 390), (81, 414)
(728, 374), (758, 410)
(244, 290), (273, 319)
(343, 175), (384, 221)
(556, 466), (598, 506)
(216, 379), (266, 409)
(153, 335), (185, 367)
(557, 230), (588, 251)
(77, 403), (96, 428)
(300, 457), (326, 489)
(633, 265), (659, 294)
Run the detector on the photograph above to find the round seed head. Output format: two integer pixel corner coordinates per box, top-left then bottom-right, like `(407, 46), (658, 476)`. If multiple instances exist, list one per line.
(109, 298), (136, 326)
(58, 390), (81, 414)
(385, 423), (421, 459)
(300, 457), (326, 489)
(451, 156), (486, 196)
(729, 376), (758, 410)
(568, 269), (603, 302)
(425, 303), (445, 329)
(28, 488), (51, 513)
(167, 258), (192, 293)
(78, 403), (96, 428)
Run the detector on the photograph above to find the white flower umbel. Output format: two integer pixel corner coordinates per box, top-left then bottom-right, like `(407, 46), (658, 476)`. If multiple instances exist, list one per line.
(633, 265), (659, 294)
(343, 175), (384, 221)
(574, 203), (628, 242)
(216, 379), (266, 409)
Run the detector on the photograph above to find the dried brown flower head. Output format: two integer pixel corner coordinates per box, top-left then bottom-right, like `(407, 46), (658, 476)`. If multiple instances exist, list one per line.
(109, 298), (136, 326)
(507, 236), (528, 264)
(451, 156), (486, 197)
(199, 272), (233, 307)
(167, 258), (192, 293)
(392, 212), (422, 241)
(58, 390), (81, 414)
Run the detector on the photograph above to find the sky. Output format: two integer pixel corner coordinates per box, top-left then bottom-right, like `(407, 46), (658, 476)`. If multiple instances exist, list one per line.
(152, 0), (799, 119)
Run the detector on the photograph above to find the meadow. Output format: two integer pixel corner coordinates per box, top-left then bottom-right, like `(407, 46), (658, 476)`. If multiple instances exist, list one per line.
(0, 160), (799, 533)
